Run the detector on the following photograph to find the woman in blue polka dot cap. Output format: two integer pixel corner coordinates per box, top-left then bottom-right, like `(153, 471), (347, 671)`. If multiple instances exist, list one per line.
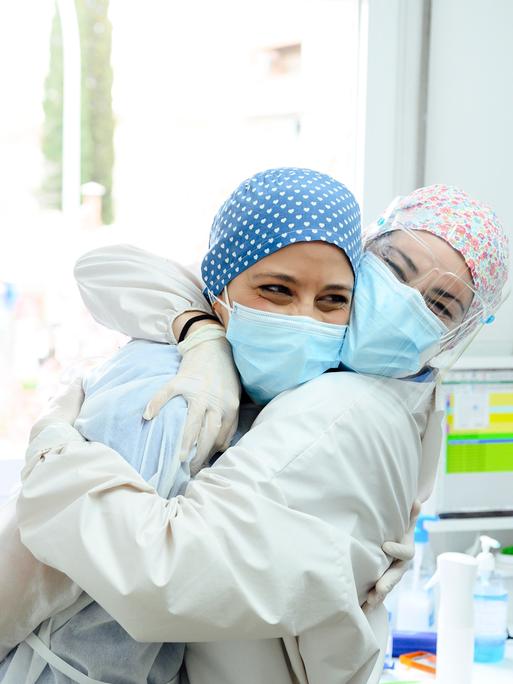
(201, 167), (361, 298)
(0, 170), (362, 684)
(195, 167), (362, 405)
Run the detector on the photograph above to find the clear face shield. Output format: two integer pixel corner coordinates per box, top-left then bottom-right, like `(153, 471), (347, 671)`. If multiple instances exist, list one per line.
(369, 228), (488, 332)
(365, 227), (498, 377)
(336, 223), (506, 419)
(340, 217), (506, 412)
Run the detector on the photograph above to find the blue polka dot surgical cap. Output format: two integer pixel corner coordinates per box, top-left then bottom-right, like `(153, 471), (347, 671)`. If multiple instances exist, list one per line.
(201, 167), (362, 297)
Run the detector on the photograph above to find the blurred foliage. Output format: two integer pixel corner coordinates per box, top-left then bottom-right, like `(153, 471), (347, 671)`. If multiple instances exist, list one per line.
(41, 0), (115, 223)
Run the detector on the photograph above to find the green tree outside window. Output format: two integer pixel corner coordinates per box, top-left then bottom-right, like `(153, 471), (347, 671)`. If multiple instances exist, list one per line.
(42, 0), (115, 224)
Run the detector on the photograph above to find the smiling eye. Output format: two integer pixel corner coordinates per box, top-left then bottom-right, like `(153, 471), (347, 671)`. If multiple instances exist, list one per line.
(317, 294), (350, 308)
(315, 291), (351, 314)
(259, 284), (292, 297)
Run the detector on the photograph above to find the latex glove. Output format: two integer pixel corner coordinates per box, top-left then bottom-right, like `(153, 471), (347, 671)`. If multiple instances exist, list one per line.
(362, 499), (421, 614)
(143, 324), (241, 473)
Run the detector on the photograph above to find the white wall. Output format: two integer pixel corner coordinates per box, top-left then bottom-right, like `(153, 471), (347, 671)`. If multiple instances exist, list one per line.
(424, 0), (513, 355)
(362, 0), (513, 356)
(360, 0), (428, 225)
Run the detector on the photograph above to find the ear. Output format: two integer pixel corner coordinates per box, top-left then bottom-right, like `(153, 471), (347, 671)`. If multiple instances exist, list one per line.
(211, 298), (222, 319)
(211, 294), (228, 327)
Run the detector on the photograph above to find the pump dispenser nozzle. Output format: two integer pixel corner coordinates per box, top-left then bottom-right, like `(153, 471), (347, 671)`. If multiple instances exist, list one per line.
(477, 535), (500, 580)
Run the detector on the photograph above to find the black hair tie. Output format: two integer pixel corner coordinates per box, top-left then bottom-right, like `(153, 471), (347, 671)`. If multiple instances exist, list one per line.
(178, 314), (220, 343)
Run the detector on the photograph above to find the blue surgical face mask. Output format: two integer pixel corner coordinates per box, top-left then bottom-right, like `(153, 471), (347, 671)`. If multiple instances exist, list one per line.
(215, 290), (347, 404)
(340, 252), (447, 378)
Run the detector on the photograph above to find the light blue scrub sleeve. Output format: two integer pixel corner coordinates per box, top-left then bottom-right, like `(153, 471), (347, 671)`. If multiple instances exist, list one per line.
(75, 339), (191, 498)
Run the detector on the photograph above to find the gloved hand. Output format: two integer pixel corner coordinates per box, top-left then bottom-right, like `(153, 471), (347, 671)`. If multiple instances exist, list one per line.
(362, 499), (421, 614)
(143, 324), (241, 473)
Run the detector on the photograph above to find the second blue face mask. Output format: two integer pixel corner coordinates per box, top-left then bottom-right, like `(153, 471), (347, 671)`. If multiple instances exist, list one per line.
(340, 252), (448, 378)
(222, 301), (347, 404)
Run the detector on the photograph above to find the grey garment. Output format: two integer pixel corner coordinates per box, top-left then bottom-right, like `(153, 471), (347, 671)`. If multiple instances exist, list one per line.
(229, 400), (262, 446)
(0, 602), (183, 684)
(0, 400), (261, 684)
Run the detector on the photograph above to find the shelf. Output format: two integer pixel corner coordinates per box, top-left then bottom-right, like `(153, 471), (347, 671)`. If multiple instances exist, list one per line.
(425, 517), (513, 533)
(451, 355), (513, 370)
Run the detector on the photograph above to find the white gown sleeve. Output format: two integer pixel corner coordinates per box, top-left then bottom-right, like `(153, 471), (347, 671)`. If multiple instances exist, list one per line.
(16, 430), (354, 644)
(0, 424), (86, 658)
(74, 244), (211, 344)
(0, 494), (82, 660)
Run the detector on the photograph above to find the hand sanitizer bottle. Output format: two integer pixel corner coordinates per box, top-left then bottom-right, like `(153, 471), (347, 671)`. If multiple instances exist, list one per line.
(473, 535), (509, 663)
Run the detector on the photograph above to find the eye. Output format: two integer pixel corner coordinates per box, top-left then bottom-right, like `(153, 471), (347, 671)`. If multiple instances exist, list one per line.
(383, 257), (408, 283)
(259, 284), (293, 297)
(317, 294), (350, 310)
(424, 297), (455, 324)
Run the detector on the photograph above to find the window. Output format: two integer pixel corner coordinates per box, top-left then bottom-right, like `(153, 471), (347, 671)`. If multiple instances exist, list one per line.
(0, 0), (363, 464)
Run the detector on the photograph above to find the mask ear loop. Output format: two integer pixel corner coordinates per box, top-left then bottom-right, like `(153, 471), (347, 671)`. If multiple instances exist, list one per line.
(207, 285), (233, 323)
(223, 285), (233, 309)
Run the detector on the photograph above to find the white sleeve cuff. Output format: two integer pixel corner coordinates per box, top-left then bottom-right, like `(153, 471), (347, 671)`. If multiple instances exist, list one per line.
(23, 424), (85, 479)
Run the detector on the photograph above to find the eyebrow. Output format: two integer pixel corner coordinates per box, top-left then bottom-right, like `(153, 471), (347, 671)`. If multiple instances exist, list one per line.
(321, 283), (354, 292)
(253, 271), (298, 283)
(252, 272), (353, 291)
(430, 287), (466, 314)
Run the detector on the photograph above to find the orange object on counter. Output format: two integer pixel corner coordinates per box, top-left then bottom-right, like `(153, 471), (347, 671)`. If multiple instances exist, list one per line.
(398, 650), (437, 675)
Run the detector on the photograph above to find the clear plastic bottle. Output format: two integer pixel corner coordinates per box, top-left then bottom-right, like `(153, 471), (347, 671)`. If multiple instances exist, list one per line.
(383, 610), (394, 670)
(395, 515), (436, 631)
(496, 546), (513, 635)
(473, 535), (509, 663)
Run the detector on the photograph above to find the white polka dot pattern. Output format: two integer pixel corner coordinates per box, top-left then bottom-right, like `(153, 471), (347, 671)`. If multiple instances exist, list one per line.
(201, 167), (361, 296)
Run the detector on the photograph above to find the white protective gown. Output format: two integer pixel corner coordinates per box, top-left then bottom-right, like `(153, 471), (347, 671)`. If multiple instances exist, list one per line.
(12, 245), (442, 684)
